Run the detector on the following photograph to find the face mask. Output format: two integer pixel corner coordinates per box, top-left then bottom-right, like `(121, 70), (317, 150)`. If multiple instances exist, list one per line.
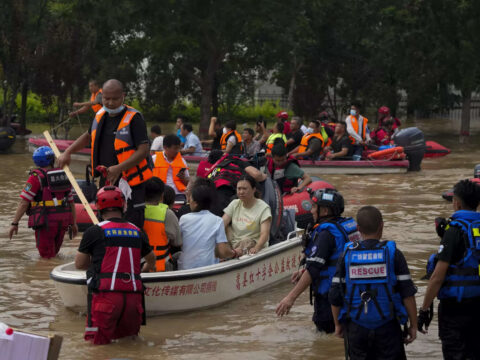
(223, 127), (227, 134)
(306, 127), (314, 134)
(103, 104), (125, 115)
(350, 109), (357, 116)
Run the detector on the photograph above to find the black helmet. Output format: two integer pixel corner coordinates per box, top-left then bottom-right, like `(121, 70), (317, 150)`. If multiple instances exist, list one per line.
(308, 188), (344, 216)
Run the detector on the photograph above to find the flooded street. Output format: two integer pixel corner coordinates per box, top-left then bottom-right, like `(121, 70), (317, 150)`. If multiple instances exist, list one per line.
(0, 118), (479, 359)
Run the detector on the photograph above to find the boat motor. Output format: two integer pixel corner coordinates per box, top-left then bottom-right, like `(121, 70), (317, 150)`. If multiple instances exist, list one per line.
(474, 164), (480, 179)
(392, 127), (426, 171)
(0, 127), (16, 152)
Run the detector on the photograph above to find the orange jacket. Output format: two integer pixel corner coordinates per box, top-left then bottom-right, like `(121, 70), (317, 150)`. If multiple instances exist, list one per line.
(90, 89), (102, 113)
(144, 203), (171, 271)
(153, 151), (187, 192)
(347, 115), (368, 144)
(90, 106), (153, 186)
(298, 132), (330, 153)
(220, 130), (243, 152)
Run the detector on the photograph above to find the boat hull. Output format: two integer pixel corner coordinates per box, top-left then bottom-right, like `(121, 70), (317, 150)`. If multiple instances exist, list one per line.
(50, 235), (302, 316)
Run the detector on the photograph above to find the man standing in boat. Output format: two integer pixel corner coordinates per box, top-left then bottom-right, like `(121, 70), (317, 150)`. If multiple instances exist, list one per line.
(276, 189), (360, 333)
(75, 186), (156, 345)
(68, 79), (103, 118)
(59, 79), (153, 228)
(345, 102), (371, 161)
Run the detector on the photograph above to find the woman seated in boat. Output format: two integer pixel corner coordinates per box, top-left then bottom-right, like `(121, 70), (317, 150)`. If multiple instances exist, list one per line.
(223, 175), (272, 255)
(177, 180), (239, 270)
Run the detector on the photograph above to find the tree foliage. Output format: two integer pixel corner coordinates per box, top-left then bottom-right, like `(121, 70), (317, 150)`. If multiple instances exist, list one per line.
(0, 0), (478, 139)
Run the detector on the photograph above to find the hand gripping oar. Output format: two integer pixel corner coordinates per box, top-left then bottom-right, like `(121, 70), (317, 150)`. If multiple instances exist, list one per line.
(43, 130), (99, 225)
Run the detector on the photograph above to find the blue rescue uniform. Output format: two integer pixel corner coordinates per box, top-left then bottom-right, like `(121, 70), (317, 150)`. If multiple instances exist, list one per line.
(304, 216), (360, 333)
(436, 210), (480, 359)
(329, 239), (416, 359)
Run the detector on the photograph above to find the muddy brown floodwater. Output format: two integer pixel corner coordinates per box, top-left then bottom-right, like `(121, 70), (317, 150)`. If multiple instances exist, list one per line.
(0, 118), (479, 359)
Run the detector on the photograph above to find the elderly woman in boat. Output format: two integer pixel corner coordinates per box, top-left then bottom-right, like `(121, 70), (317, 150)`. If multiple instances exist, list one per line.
(178, 179), (240, 270)
(223, 174), (272, 255)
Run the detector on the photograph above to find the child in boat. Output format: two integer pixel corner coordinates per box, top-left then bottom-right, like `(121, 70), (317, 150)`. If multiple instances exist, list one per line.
(9, 146), (77, 258)
(144, 177), (182, 271)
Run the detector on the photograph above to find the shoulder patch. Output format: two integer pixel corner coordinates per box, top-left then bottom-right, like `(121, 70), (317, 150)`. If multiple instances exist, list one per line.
(311, 245), (317, 254)
(438, 245), (444, 254)
(23, 183), (32, 192)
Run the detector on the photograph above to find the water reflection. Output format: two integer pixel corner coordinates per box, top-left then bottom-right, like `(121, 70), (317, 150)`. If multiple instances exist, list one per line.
(0, 118), (478, 359)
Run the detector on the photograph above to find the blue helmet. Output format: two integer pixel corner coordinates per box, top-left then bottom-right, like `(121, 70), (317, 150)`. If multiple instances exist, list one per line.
(33, 146), (55, 167)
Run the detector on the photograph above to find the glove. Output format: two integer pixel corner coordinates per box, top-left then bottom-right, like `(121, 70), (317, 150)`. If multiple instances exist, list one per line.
(435, 217), (448, 238)
(418, 304), (434, 332)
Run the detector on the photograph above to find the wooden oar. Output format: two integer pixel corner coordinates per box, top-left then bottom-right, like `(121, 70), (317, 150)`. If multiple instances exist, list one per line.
(43, 130), (98, 225)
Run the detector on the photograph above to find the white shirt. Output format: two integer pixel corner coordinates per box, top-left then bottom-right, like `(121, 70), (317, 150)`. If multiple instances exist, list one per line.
(178, 210), (227, 270)
(345, 115), (371, 144)
(151, 153), (189, 194)
(150, 136), (163, 151)
(183, 132), (203, 156)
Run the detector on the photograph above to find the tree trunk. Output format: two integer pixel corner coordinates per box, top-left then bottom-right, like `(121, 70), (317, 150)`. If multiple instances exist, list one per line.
(287, 70), (296, 111)
(199, 81), (213, 140)
(212, 74), (219, 117)
(459, 90), (471, 144)
(20, 81), (28, 129)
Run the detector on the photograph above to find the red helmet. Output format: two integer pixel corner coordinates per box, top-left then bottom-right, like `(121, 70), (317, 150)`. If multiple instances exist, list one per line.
(96, 186), (125, 211)
(275, 111), (289, 120)
(378, 106), (390, 115)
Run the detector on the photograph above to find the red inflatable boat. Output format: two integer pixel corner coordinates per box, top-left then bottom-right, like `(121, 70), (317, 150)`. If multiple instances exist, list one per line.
(425, 141), (450, 158)
(283, 180), (335, 228)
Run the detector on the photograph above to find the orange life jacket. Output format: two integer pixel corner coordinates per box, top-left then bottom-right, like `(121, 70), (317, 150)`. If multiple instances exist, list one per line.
(298, 132), (329, 153)
(90, 89), (102, 113)
(144, 203), (171, 271)
(152, 151), (187, 192)
(220, 130), (243, 153)
(90, 106), (153, 186)
(347, 115), (368, 144)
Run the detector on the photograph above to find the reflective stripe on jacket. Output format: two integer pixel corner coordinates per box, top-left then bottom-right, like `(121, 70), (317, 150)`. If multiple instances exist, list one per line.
(144, 203), (171, 271)
(347, 115), (368, 144)
(90, 106), (153, 187)
(90, 89), (102, 113)
(95, 220), (143, 293)
(438, 210), (480, 301)
(220, 130), (243, 153)
(152, 151), (187, 192)
(339, 240), (408, 329)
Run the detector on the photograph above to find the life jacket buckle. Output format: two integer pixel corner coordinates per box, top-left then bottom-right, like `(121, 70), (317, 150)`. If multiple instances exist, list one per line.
(121, 273), (132, 283)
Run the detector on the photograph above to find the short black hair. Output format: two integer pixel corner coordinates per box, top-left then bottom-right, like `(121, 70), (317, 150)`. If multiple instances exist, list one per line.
(145, 177), (165, 202)
(151, 125), (161, 135)
(276, 121), (284, 133)
(337, 121), (346, 128)
(243, 128), (254, 137)
(237, 174), (260, 198)
(291, 116), (302, 125)
(89, 79), (100, 86)
(356, 206), (383, 234)
(191, 184), (215, 211)
(225, 120), (236, 131)
(310, 120), (320, 129)
(271, 144), (287, 157)
(453, 179), (480, 210)
(176, 115), (188, 123)
(163, 185), (175, 207)
(351, 101), (362, 109)
(163, 134), (181, 148)
(182, 123), (193, 133)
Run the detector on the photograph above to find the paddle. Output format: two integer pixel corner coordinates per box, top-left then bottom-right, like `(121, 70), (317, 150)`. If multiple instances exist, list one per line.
(43, 130), (99, 225)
